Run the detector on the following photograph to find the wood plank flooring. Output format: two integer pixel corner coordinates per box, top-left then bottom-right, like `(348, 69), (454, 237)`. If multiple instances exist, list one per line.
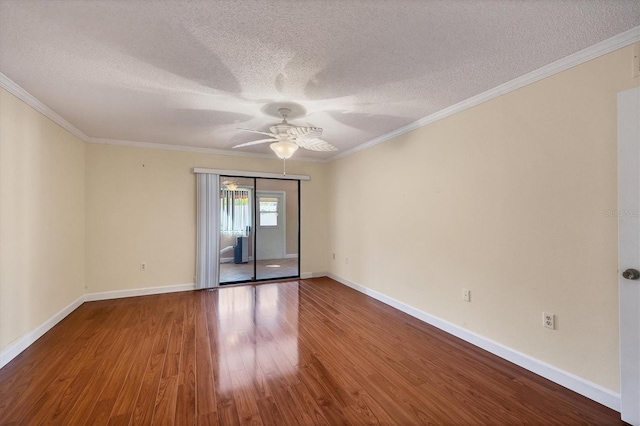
(0, 277), (623, 425)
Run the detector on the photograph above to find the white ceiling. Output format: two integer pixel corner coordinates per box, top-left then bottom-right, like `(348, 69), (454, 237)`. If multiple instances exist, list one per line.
(0, 1), (638, 161)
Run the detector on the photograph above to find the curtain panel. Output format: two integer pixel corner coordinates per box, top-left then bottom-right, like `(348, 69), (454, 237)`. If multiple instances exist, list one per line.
(195, 173), (220, 289)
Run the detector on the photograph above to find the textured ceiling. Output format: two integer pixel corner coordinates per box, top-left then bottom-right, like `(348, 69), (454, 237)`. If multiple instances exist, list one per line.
(0, 1), (638, 160)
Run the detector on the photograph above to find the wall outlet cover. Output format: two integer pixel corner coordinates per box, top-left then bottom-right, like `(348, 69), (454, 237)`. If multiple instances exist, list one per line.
(543, 312), (555, 330)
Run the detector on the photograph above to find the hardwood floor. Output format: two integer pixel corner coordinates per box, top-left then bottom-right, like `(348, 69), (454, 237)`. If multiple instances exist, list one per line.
(0, 278), (622, 425)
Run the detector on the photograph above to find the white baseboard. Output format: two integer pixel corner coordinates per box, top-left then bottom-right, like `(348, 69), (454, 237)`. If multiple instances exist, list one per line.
(300, 271), (327, 279)
(284, 254), (299, 259)
(0, 283), (197, 370)
(3, 275), (620, 412)
(0, 294), (85, 369)
(85, 283), (195, 301)
(327, 273), (621, 412)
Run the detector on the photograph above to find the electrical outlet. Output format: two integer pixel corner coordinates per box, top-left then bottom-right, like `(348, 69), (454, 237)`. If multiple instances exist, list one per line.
(345, 257), (349, 264)
(462, 289), (470, 302)
(140, 262), (147, 271)
(332, 253), (335, 260)
(543, 312), (555, 330)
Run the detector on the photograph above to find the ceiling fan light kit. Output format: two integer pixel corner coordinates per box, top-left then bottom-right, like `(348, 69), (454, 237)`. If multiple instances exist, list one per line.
(270, 141), (299, 159)
(221, 180), (238, 190)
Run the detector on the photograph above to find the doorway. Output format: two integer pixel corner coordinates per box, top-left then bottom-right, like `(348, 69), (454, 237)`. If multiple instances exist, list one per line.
(256, 191), (285, 260)
(617, 86), (640, 425)
(218, 176), (300, 284)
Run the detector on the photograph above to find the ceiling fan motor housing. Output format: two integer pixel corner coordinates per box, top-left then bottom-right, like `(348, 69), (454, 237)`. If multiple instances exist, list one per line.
(270, 123), (294, 138)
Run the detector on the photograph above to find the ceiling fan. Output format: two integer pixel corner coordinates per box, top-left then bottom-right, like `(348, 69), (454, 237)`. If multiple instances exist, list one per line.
(233, 108), (338, 160)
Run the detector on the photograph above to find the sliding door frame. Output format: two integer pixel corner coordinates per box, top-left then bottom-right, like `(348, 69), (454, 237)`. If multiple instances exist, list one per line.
(193, 167), (311, 285)
(193, 168), (310, 181)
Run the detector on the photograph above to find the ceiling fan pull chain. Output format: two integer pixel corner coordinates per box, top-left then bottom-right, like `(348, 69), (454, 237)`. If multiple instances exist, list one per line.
(283, 158), (287, 176)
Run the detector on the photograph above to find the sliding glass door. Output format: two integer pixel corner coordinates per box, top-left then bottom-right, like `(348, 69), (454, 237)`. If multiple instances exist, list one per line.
(219, 177), (255, 283)
(218, 176), (299, 284)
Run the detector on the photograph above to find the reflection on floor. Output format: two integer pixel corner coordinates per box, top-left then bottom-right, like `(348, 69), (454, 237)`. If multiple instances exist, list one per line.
(215, 283), (298, 395)
(219, 257), (299, 283)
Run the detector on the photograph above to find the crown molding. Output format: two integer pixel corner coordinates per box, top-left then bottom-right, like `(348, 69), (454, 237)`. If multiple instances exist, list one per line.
(0, 73), (89, 141)
(86, 137), (325, 163)
(3, 26), (638, 164)
(327, 26), (640, 162)
(0, 72), (325, 163)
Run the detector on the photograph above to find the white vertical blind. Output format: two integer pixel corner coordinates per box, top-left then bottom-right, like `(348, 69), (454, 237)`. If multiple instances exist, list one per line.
(195, 173), (220, 289)
(220, 189), (252, 236)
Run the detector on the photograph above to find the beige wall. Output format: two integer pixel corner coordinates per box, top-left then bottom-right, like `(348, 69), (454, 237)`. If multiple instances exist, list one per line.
(0, 88), (85, 351)
(2, 42), (637, 397)
(85, 144), (328, 293)
(327, 45), (639, 392)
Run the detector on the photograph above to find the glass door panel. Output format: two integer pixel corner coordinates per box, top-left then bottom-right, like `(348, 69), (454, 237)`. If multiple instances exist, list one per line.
(255, 178), (299, 280)
(219, 176), (255, 284)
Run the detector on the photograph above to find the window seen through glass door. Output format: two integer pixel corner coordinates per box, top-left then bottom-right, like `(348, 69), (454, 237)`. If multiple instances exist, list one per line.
(259, 197), (278, 227)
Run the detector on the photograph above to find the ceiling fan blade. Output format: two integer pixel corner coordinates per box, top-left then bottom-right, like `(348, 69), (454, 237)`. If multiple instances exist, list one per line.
(232, 138), (279, 148)
(237, 128), (277, 138)
(288, 126), (323, 139)
(295, 138), (338, 152)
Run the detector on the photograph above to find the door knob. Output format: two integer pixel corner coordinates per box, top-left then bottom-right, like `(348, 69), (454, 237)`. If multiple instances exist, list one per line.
(622, 269), (640, 280)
